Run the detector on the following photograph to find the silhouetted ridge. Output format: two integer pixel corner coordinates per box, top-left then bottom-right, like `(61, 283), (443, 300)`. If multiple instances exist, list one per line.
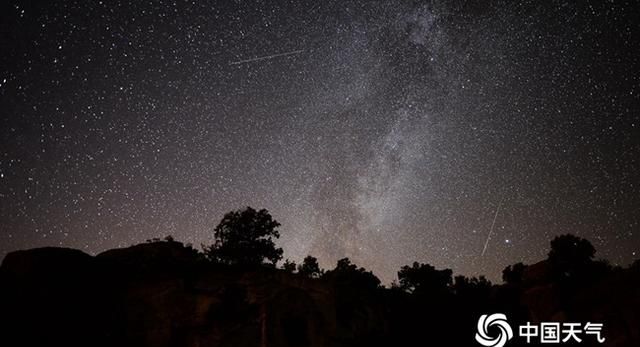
(1, 211), (638, 347)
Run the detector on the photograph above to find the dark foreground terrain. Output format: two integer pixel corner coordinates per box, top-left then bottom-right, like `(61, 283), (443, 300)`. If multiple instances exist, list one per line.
(1, 240), (639, 347)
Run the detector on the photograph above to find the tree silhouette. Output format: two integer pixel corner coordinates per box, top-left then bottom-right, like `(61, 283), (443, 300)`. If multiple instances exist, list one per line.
(204, 207), (283, 266)
(297, 255), (323, 278)
(548, 234), (595, 281)
(397, 262), (452, 296)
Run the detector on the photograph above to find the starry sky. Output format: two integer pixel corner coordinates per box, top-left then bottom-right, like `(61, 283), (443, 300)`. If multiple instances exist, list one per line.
(1, 0), (639, 283)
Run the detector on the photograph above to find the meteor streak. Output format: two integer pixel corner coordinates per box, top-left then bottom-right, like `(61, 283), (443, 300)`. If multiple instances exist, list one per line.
(230, 49), (304, 65)
(481, 196), (505, 257)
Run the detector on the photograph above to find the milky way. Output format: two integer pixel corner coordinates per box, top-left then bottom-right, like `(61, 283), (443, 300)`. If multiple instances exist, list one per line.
(1, 0), (639, 282)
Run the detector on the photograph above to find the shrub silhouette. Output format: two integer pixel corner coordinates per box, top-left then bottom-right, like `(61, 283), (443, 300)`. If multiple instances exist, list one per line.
(452, 275), (491, 295)
(282, 259), (297, 273)
(502, 262), (527, 285)
(397, 262), (452, 296)
(452, 275), (493, 319)
(323, 258), (381, 290)
(204, 207), (283, 266)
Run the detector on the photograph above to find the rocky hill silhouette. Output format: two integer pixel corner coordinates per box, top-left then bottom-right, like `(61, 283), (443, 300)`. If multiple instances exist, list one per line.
(1, 236), (639, 347)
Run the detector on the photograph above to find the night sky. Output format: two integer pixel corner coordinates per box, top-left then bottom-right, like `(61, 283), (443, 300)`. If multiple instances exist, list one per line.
(1, 0), (639, 283)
